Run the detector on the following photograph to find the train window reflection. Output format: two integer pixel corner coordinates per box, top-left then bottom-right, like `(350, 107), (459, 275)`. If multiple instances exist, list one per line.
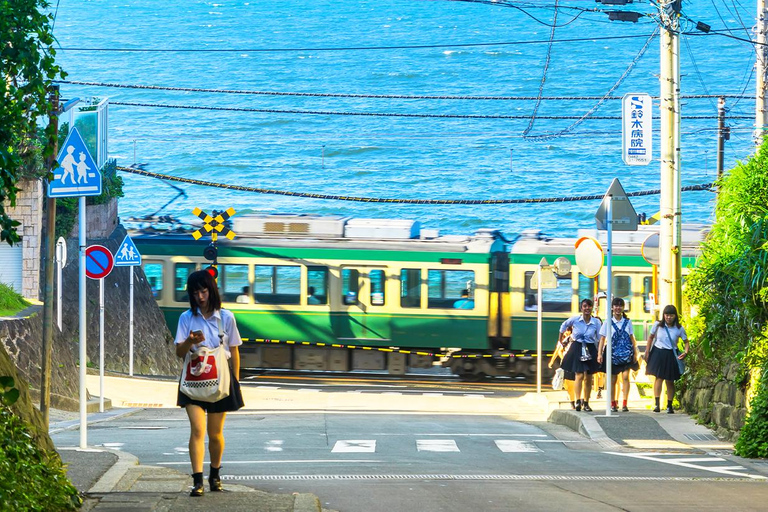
(400, 269), (421, 308)
(307, 266), (328, 305)
(613, 275), (632, 312)
(175, 263), (196, 302)
(524, 271), (572, 312)
(427, 270), (475, 309)
(342, 269), (360, 305)
(643, 276), (654, 313)
(578, 273), (594, 304)
(219, 265), (249, 303)
(144, 262), (163, 300)
(370, 269), (385, 306)
(254, 265), (301, 305)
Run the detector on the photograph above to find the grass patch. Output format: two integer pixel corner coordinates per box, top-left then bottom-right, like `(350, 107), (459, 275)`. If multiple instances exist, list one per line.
(0, 282), (30, 317)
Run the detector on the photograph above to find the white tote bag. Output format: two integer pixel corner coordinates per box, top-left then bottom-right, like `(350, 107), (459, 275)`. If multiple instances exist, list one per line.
(551, 368), (565, 391)
(179, 316), (231, 403)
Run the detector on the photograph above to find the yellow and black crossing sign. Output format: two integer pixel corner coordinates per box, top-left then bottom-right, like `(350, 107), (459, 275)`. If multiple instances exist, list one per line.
(191, 207), (237, 241)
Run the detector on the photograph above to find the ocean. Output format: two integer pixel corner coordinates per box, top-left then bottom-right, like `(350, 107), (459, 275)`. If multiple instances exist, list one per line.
(51, 0), (757, 238)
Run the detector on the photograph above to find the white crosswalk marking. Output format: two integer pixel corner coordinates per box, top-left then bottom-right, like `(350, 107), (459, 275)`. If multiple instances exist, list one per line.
(494, 440), (541, 453)
(332, 440), (376, 453)
(265, 440), (284, 452)
(417, 440), (460, 452)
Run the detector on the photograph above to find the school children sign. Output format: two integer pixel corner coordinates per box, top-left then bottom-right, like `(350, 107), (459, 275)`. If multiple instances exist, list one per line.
(48, 128), (103, 198)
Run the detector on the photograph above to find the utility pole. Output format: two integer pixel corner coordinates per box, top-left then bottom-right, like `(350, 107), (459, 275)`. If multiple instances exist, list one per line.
(717, 97), (726, 181)
(757, 0), (768, 147)
(658, 1), (682, 313)
(40, 85), (59, 426)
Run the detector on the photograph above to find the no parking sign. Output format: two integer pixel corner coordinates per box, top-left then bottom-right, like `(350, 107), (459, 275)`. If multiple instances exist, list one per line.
(85, 245), (114, 280)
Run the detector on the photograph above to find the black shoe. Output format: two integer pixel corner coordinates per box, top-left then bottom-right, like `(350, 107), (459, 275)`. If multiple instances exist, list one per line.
(596, 391), (602, 399)
(570, 401), (576, 410)
(622, 406), (629, 412)
(611, 405), (619, 412)
(575, 400), (582, 412)
(653, 405), (660, 413)
(209, 476), (223, 492)
(190, 483), (204, 497)
(667, 407), (675, 414)
(583, 403), (593, 412)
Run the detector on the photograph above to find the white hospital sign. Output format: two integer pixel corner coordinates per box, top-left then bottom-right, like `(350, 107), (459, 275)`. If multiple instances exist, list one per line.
(622, 93), (653, 166)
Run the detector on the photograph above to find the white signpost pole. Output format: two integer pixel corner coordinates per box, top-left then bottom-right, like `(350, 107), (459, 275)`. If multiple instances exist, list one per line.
(605, 197), (613, 417)
(99, 278), (105, 413)
(55, 237), (66, 331)
(78, 196), (87, 448)
(537, 264), (543, 395)
(129, 266), (134, 376)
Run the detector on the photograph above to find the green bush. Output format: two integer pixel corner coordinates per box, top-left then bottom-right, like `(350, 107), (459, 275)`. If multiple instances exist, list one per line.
(0, 378), (81, 511)
(735, 368), (768, 458)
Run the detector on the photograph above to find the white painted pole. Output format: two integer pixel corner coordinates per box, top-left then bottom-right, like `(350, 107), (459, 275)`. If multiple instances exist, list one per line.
(99, 278), (104, 413)
(129, 266), (134, 377)
(56, 256), (62, 331)
(605, 197), (613, 417)
(79, 196), (87, 448)
(536, 265), (543, 394)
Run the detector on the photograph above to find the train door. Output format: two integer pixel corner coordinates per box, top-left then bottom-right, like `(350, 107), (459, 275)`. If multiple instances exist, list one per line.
(333, 266), (391, 344)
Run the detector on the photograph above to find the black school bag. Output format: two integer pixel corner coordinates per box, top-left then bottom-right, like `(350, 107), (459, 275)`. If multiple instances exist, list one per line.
(611, 318), (634, 365)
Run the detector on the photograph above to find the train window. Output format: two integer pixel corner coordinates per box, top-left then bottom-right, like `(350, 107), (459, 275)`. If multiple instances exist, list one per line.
(524, 271), (572, 312)
(400, 268), (421, 308)
(427, 269), (475, 309)
(307, 266), (328, 305)
(342, 269), (360, 305)
(174, 263), (196, 302)
(370, 269), (385, 306)
(219, 265), (249, 303)
(613, 275), (632, 312)
(254, 265), (301, 305)
(643, 276), (654, 313)
(144, 262), (163, 300)
(578, 274), (595, 303)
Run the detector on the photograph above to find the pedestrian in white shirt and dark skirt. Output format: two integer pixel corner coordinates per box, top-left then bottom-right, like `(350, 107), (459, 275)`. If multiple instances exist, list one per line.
(645, 304), (689, 413)
(558, 298), (602, 412)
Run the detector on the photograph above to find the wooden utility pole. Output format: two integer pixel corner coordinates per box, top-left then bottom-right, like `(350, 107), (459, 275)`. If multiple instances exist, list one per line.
(658, 2), (682, 313)
(757, 0), (768, 147)
(40, 85), (60, 426)
(717, 97), (726, 180)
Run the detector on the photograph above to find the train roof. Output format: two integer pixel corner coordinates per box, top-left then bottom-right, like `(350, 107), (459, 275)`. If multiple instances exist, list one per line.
(511, 223), (709, 258)
(128, 213), (508, 254)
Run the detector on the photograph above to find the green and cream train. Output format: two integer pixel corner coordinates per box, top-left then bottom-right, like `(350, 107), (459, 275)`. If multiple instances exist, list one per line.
(133, 214), (705, 380)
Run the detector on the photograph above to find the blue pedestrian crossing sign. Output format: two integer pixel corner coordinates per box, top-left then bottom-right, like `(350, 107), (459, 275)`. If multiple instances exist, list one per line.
(48, 128), (102, 198)
(114, 235), (142, 267)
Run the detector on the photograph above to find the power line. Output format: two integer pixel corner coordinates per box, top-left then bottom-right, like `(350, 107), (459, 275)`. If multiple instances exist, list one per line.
(54, 80), (757, 101)
(55, 33), (659, 53)
(117, 165), (714, 204)
(107, 100), (752, 119)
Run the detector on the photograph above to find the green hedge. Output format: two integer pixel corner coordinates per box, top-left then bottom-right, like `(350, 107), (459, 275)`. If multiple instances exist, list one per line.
(735, 369), (768, 458)
(0, 378), (81, 511)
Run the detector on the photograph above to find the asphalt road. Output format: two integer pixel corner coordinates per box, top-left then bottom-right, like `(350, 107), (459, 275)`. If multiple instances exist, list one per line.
(51, 391), (768, 512)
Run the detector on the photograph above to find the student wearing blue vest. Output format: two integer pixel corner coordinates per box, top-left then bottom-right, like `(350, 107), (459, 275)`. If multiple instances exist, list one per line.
(597, 297), (640, 412)
(645, 304), (689, 413)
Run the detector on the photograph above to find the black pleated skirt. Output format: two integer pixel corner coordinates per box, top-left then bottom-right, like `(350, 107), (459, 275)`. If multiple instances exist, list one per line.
(177, 366), (245, 413)
(645, 347), (682, 381)
(560, 342), (599, 374)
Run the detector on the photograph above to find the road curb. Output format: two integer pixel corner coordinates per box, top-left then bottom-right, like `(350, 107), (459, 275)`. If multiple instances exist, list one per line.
(548, 409), (621, 449)
(49, 408), (143, 435)
(85, 448), (140, 493)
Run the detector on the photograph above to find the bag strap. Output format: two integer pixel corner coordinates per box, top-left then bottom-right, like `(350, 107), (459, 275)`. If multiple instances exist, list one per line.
(217, 313), (225, 347)
(663, 325), (679, 354)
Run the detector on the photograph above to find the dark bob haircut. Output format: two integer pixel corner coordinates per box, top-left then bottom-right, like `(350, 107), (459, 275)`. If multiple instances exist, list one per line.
(186, 270), (222, 314)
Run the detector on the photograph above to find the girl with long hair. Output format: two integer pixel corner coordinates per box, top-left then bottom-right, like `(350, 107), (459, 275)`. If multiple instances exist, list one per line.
(644, 304), (689, 413)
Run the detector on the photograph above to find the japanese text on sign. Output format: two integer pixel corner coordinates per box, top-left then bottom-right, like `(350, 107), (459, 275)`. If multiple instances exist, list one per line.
(622, 93), (653, 166)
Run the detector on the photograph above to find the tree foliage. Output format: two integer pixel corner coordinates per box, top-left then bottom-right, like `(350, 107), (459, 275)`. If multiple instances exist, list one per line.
(686, 140), (768, 371)
(1, 0), (66, 245)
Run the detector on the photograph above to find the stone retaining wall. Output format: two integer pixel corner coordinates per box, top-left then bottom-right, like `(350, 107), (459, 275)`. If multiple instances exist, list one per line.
(681, 363), (749, 442)
(2, 178), (43, 299)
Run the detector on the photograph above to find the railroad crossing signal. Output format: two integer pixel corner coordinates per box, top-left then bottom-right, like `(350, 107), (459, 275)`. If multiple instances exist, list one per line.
(191, 207), (237, 241)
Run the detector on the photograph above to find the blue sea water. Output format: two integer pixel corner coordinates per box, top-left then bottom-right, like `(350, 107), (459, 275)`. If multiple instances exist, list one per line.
(51, 0), (757, 238)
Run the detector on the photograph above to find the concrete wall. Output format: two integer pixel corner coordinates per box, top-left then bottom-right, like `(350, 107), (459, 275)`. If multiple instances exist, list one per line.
(3, 178), (43, 299)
